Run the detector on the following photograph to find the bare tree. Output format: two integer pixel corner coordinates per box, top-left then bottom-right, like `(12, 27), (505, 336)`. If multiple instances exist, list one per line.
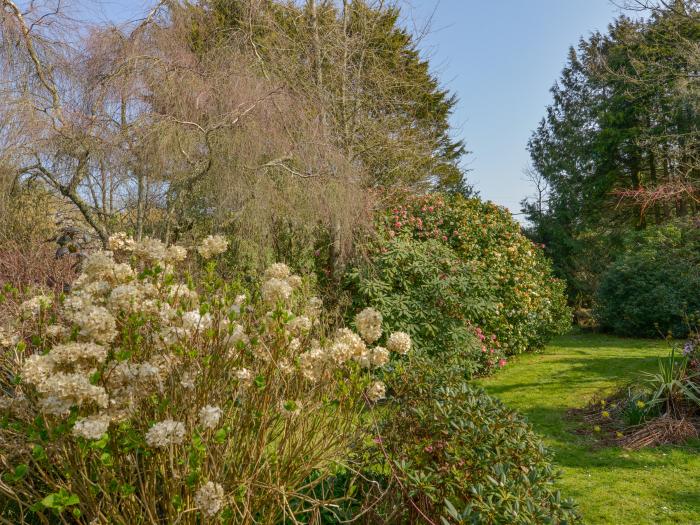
(522, 164), (551, 219)
(0, 0), (374, 271)
(0, 0), (165, 244)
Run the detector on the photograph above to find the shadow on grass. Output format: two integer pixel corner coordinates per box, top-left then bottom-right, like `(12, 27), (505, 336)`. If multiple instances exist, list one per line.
(479, 333), (700, 523)
(484, 355), (661, 398)
(512, 404), (700, 472)
(550, 331), (670, 350)
(657, 486), (700, 513)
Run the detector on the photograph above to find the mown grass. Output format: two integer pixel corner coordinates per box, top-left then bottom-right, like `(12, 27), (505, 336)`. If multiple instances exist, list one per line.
(475, 331), (700, 525)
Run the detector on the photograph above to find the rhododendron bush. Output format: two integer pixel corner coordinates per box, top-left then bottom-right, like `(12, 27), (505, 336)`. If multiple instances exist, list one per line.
(346, 238), (508, 377)
(0, 234), (410, 523)
(375, 193), (571, 355)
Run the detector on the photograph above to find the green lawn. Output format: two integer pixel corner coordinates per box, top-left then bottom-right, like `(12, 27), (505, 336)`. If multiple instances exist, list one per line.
(475, 332), (700, 525)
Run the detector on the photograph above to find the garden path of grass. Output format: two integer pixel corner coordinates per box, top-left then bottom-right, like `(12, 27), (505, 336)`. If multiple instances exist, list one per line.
(475, 332), (700, 525)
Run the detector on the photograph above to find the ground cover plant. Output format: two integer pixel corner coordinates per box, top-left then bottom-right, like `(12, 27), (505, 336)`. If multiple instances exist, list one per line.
(574, 334), (700, 450)
(476, 332), (700, 525)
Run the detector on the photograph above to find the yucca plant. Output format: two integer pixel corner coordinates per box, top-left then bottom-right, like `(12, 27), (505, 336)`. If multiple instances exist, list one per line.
(642, 345), (700, 419)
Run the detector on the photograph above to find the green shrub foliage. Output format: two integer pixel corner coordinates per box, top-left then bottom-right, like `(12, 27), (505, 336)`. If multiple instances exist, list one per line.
(355, 352), (581, 524)
(350, 193), (570, 357)
(346, 238), (505, 376)
(595, 220), (700, 337)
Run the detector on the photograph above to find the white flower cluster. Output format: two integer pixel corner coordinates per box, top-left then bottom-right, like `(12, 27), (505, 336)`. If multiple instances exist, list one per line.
(261, 278), (293, 305)
(197, 235), (229, 259)
(22, 342), (109, 416)
(235, 368), (253, 387)
(132, 237), (168, 263)
(145, 420), (186, 448)
(297, 309), (412, 384)
(366, 380), (386, 403)
(355, 308), (382, 344)
(45, 324), (68, 339)
(107, 232), (136, 252)
(223, 322), (248, 349)
(287, 315), (312, 335)
(75, 305), (117, 344)
(195, 481), (225, 517)
(0, 327), (19, 348)
(387, 331), (412, 355)
(108, 233), (187, 265)
(18, 238), (204, 438)
(264, 263), (291, 280)
(306, 296), (323, 319)
(20, 295), (53, 318)
(15, 240), (406, 460)
(50, 342), (107, 366)
(260, 263), (303, 305)
(73, 414), (110, 440)
(198, 405), (222, 430)
(182, 311), (213, 333)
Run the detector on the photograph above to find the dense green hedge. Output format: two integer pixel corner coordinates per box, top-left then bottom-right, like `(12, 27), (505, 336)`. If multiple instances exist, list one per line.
(595, 220), (700, 337)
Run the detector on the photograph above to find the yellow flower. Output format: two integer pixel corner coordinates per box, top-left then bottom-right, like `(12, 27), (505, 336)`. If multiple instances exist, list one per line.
(636, 400), (646, 409)
(594, 425), (601, 432)
(600, 400), (606, 407)
(616, 432), (623, 438)
(602, 411), (610, 418)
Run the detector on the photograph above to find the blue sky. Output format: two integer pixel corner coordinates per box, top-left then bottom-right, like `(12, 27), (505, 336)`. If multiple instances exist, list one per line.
(92, 0), (624, 215)
(408, 0), (624, 214)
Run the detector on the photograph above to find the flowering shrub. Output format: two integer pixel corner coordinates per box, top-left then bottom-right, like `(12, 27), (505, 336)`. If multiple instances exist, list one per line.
(380, 193), (571, 354)
(0, 234), (411, 523)
(346, 238), (506, 377)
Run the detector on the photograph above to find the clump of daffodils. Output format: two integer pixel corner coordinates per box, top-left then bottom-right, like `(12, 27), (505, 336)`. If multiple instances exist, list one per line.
(0, 232), (410, 522)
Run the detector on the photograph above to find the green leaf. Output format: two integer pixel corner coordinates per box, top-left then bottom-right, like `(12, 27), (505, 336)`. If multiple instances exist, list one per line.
(32, 444), (47, 461)
(214, 428), (227, 444)
(254, 374), (266, 390)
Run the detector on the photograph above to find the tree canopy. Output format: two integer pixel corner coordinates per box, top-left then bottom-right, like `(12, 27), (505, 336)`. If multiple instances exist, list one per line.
(524, 0), (699, 303)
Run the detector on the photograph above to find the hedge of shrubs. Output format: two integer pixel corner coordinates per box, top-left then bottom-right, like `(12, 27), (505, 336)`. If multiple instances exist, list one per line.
(595, 219), (700, 338)
(348, 192), (571, 365)
(0, 236), (402, 523)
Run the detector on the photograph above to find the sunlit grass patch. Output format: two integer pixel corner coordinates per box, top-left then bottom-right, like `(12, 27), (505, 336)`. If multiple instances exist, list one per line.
(476, 332), (700, 525)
